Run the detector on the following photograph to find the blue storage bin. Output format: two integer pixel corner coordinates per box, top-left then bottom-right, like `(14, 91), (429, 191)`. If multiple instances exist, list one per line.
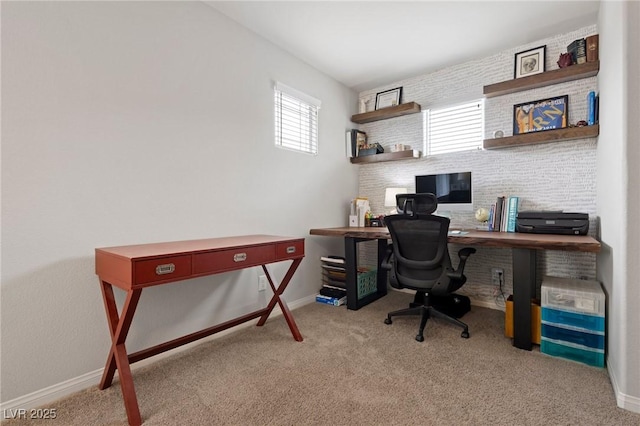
(541, 338), (604, 367)
(541, 323), (604, 349)
(541, 307), (604, 332)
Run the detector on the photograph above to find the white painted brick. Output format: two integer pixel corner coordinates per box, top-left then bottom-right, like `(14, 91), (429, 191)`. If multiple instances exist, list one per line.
(356, 25), (599, 309)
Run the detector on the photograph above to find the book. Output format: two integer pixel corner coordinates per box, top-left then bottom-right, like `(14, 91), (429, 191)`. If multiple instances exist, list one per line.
(320, 256), (345, 264)
(493, 196), (505, 232)
(345, 131), (354, 158)
(568, 38), (586, 64)
(506, 196), (519, 233)
(315, 294), (346, 306)
(586, 34), (599, 62)
(487, 203), (496, 231)
(587, 91), (597, 126)
(319, 286), (347, 299)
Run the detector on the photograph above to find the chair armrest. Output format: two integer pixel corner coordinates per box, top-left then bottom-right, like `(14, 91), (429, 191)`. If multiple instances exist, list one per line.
(381, 244), (394, 270)
(446, 247), (476, 280)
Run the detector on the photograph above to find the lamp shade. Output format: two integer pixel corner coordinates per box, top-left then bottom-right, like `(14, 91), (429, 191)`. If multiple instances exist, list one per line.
(384, 187), (408, 207)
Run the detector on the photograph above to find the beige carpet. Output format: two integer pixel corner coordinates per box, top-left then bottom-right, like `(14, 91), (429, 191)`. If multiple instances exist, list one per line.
(5, 291), (640, 425)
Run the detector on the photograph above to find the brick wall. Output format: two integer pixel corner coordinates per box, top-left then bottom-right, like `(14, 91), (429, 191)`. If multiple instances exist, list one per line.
(356, 25), (598, 310)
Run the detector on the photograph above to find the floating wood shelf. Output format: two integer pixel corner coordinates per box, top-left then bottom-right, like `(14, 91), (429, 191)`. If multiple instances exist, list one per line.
(351, 102), (421, 124)
(350, 150), (421, 164)
(483, 61), (599, 98)
(483, 125), (599, 150)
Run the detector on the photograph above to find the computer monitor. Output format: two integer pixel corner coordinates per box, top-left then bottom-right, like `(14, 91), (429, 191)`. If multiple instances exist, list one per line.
(415, 172), (473, 212)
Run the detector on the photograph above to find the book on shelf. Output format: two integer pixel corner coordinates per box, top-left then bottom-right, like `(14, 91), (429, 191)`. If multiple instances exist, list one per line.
(506, 196), (519, 233)
(587, 91), (597, 126)
(491, 195), (519, 232)
(319, 286), (347, 299)
(586, 34), (599, 62)
(324, 269), (346, 280)
(316, 294), (346, 306)
(488, 203), (496, 231)
(320, 256), (345, 265)
(322, 264), (345, 272)
(493, 196), (505, 232)
(321, 281), (347, 291)
(568, 38), (586, 64)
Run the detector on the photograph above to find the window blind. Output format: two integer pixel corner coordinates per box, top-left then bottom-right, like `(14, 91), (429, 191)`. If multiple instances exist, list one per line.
(426, 100), (484, 156)
(274, 82), (320, 155)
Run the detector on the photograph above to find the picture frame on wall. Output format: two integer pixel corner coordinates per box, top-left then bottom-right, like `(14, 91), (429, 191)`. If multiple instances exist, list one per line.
(514, 45), (546, 79)
(513, 95), (568, 135)
(375, 87), (403, 110)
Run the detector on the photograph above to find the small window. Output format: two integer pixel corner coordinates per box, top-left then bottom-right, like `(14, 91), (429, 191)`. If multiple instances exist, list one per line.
(274, 82), (320, 155)
(425, 100), (484, 156)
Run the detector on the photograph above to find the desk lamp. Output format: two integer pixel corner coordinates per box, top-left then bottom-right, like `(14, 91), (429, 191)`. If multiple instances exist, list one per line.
(384, 187), (408, 215)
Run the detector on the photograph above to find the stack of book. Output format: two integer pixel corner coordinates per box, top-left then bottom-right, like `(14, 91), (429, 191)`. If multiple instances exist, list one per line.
(488, 196), (519, 232)
(317, 256), (347, 306)
(568, 38), (587, 65)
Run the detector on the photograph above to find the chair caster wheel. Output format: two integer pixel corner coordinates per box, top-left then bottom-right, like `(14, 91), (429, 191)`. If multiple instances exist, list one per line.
(461, 331), (470, 338)
(415, 335), (424, 342)
(384, 318), (392, 325)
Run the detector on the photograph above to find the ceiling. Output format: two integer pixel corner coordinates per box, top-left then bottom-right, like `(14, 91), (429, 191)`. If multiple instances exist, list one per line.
(205, 1), (600, 92)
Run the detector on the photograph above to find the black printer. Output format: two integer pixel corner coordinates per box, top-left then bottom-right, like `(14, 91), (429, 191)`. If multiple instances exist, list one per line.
(516, 211), (589, 235)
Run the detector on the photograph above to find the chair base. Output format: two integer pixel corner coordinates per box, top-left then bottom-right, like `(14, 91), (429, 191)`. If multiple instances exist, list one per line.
(384, 301), (470, 342)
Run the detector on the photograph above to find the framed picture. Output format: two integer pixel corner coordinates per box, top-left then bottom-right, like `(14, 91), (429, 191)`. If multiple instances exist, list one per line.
(514, 45), (546, 79)
(375, 87), (402, 110)
(513, 95), (568, 135)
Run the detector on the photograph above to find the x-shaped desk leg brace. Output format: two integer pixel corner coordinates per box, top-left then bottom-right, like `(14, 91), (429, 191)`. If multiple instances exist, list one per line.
(98, 280), (143, 426)
(256, 258), (304, 342)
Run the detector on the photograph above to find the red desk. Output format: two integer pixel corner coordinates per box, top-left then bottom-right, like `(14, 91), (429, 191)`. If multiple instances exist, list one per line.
(95, 235), (304, 426)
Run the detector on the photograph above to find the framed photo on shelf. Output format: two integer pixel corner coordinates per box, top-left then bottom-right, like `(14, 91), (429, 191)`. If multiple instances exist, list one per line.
(375, 87), (402, 110)
(514, 45), (546, 79)
(513, 95), (568, 135)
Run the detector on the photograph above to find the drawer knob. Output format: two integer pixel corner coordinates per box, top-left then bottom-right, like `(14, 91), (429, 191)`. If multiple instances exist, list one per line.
(155, 263), (175, 275)
(233, 253), (247, 262)
(286, 246), (296, 254)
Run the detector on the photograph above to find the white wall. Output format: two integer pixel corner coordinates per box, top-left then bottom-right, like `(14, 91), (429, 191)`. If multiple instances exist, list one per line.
(597, 0), (640, 413)
(0, 2), (357, 404)
(357, 26), (599, 309)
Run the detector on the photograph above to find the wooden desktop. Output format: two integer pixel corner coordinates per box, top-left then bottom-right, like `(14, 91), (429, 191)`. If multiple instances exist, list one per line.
(309, 227), (600, 351)
(95, 235), (304, 426)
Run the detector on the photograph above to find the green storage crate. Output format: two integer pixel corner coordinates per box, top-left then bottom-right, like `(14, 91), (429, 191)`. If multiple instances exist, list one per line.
(357, 269), (377, 299)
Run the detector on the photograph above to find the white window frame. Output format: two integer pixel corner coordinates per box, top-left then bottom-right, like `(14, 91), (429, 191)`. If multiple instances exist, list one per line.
(424, 99), (484, 156)
(274, 82), (320, 155)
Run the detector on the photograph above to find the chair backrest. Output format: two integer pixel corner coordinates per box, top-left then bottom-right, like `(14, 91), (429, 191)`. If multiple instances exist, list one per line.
(385, 212), (457, 294)
(396, 193), (437, 216)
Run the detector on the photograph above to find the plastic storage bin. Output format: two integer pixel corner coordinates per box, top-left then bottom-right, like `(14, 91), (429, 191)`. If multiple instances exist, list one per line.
(541, 307), (605, 332)
(541, 276), (605, 367)
(541, 276), (605, 316)
(541, 323), (604, 350)
(540, 338), (605, 367)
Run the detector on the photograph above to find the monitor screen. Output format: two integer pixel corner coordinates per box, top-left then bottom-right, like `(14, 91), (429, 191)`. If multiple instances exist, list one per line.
(415, 172), (473, 211)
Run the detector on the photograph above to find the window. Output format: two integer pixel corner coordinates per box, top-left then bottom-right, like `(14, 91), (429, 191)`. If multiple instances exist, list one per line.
(274, 82), (321, 155)
(425, 99), (484, 156)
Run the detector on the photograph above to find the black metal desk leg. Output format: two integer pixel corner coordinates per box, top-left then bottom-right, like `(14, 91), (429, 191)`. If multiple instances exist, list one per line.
(512, 248), (537, 350)
(376, 239), (389, 297)
(344, 236), (358, 310)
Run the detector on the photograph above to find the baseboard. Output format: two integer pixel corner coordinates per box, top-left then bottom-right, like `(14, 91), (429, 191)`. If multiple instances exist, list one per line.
(470, 298), (505, 311)
(0, 294), (316, 413)
(607, 355), (640, 414)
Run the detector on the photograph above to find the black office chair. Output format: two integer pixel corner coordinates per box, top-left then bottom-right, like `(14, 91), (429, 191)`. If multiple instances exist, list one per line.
(382, 193), (476, 342)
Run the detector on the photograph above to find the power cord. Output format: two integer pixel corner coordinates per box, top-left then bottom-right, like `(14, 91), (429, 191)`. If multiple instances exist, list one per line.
(495, 271), (507, 308)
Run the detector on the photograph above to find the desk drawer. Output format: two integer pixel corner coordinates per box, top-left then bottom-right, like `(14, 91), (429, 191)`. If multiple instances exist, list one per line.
(193, 245), (276, 274)
(276, 240), (304, 260)
(134, 255), (192, 285)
